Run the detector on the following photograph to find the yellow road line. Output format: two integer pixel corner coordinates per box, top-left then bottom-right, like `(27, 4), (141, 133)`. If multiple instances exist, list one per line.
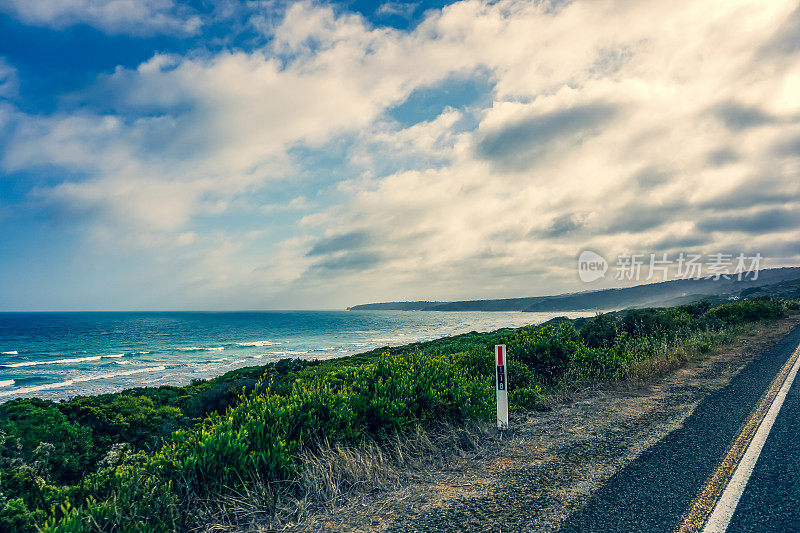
(676, 344), (800, 533)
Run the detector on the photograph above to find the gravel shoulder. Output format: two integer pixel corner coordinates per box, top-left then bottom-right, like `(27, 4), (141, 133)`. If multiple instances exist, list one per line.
(279, 317), (800, 533)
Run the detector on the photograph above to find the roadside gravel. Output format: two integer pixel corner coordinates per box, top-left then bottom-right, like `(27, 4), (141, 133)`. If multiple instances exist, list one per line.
(277, 317), (800, 533)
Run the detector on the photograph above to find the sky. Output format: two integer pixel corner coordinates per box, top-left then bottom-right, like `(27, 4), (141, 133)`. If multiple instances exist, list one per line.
(0, 0), (799, 311)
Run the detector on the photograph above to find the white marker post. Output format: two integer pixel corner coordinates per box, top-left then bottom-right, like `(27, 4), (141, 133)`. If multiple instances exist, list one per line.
(495, 344), (509, 431)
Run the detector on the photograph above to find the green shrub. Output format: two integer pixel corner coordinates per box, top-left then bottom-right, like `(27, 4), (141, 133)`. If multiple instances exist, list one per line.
(0, 497), (45, 533)
(0, 400), (95, 485)
(6, 297), (795, 531)
(506, 358), (536, 391)
(696, 339), (712, 353)
(511, 323), (586, 384)
(65, 350), (496, 528)
(60, 395), (183, 449)
(167, 388), (299, 494)
(509, 386), (544, 410)
(580, 313), (619, 348)
(709, 297), (785, 323)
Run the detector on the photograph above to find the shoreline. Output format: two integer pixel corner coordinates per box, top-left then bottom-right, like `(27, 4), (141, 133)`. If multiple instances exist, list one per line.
(1, 298), (794, 532)
(0, 313), (577, 406)
(0, 310), (594, 404)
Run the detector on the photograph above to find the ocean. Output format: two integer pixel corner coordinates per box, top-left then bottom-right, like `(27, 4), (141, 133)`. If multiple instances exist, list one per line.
(0, 310), (593, 402)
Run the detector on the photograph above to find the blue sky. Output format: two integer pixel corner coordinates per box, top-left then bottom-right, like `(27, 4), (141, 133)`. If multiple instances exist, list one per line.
(1, 0), (799, 310)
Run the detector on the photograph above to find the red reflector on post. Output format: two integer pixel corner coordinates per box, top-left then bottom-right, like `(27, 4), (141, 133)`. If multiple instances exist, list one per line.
(494, 344), (509, 431)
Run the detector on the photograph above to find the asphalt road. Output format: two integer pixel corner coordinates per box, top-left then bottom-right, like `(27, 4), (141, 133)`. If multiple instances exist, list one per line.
(726, 353), (800, 533)
(558, 324), (800, 533)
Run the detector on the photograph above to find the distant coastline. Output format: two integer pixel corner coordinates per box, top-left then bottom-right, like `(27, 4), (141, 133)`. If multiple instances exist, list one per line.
(348, 267), (800, 312)
(2, 297), (794, 531)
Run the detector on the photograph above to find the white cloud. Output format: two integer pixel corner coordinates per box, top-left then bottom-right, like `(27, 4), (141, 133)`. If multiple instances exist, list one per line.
(3, 0), (800, 308)
(376, 2), (419, 19)
(3, 2), (482, 236)
(293, 0), (800, 301)
(0, 58), (18, 98)
(0, 0), (202, 35)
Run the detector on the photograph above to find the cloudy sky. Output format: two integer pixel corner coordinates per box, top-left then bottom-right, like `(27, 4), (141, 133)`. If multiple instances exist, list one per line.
(0, 0), (799, 311)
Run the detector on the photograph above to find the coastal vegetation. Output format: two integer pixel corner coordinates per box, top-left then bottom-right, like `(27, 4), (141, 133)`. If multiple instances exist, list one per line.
(0, 298), (794, 532)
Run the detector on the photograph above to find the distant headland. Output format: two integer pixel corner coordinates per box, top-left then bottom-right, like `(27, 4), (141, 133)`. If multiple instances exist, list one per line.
(348, 267), (800, 312)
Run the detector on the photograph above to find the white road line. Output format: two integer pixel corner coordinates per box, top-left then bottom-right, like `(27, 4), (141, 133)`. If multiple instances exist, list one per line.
(703, 347), (800, 533)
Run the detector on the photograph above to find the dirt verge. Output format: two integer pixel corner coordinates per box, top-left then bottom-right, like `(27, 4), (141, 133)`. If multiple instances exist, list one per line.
(272, 317), (800, 533)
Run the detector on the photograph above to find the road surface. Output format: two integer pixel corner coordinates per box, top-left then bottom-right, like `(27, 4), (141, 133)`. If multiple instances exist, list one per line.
(725, 350), (800, 532)
(559, 325), (800, 533)
(280, 320), (800, 532)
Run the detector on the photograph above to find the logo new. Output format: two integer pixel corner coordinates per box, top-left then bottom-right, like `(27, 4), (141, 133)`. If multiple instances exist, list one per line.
(578, 251), (608, 282)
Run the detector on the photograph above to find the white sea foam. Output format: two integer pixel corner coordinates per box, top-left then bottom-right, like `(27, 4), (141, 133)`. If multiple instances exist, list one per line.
(1, 351), (18, 355)
(193, 358), (242, 372)
(0, 379), (75, 396)
(178, 346), (224, 352)
(273, 350), (309, 356)
(0, 366), (167, 397)
(73, 366), (167, 382)
(236, 340), (280, 347)
(1, 354), (126, 368)
(0, 380), (14, 387)
(3, 356), (99, 368)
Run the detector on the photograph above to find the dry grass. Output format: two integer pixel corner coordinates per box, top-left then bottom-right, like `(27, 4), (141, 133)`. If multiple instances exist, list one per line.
(297, 423), (486, 502)
(627, 321), (768, 385)
(275, 316), (800, 533)
(195, 315), (799, 532)
(194, 475), (277, 532)
(531, 319), (793, 412)
(196, 420), (495, 532)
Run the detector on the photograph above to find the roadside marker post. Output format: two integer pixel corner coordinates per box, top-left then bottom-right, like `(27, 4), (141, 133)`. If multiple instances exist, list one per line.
(495, 345), (509, 432)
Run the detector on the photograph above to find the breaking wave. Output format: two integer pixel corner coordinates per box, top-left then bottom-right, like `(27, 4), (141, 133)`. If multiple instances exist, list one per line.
(0, 366), (167, 398)
(1, 354), (128, 368)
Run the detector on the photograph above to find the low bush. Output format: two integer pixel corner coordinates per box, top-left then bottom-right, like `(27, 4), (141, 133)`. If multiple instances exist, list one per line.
(0, 297), (793, 531)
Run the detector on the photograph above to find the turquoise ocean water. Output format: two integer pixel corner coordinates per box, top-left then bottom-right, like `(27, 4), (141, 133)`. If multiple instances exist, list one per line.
(0, 310), (593, 402)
